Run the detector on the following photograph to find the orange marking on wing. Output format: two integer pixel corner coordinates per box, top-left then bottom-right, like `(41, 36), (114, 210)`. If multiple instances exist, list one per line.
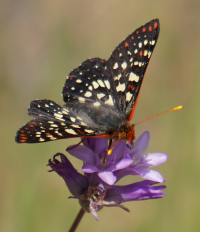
(128, 84), (135, 91)
(136, 30), (139, 34)
(89, 59), (94, 62)
(69, 77), (73, 80)
(91, 134), (111, 138)
(19, 139), (27, 142)
(149, 25), (152, 32)
(154, 21), (158, 29)
(45, 132), (51, 135)
(142, 27), (146, 32)
(125, 41), (129, 47)
(131, 36), (134, 40)
(29, 125), (34, 127)
(117, 47), (120, 51)
(20, 134), (26, 137)
(100, 60), (105, 63)
(139, 51), (143, 56)
(76, 129), (85, 135)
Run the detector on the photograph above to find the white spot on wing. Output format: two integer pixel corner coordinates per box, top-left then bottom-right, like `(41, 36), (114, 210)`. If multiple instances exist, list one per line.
(116, 83), (126, 92)
(84, 91), (92, 97)
(148, 51), (152, 58)
(114, 73), (122, 81)
(92, 81), (99, 89)
(62, 109), (69, 115)
(93, 102), (100, 106)
(144, 39), (148, 45)
(144, 50), (148, 56)
(97, 93), (105, 99)
(65, 129), (78, 135)
(134, 49), (138, 54)
(121, 61), (127, 69)
(85, 129), (94, 133)
(54, 113), (63, 118)
(71, 124), (81, 128)
(113, 62), (118, 69)
(129, 72), (139, 82)
(70, 117), (76, 122)
(51, 124), (58, 127)
(105, 95), (114, 106)
(138, 42), (142, 48)
(97, 79), (105, 87)
(76, 79), (82, 83)
(80, 121), (87, 126)
(104, 80), (110, 89)
(126, 92), (133, 101)
(78, 97), (85, 102)
(39, 138), (45, 142)
(150, 40), (155, 45)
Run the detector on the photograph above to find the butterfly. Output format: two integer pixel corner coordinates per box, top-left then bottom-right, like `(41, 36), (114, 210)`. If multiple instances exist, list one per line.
(15, 19), (160, 148)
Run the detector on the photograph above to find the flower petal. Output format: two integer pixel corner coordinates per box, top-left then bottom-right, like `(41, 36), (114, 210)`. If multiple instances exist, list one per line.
(134, 167), (165, 182)
(98, 171), (117, 185)
(105, 180), (166, 204)
(129, 131), (150, 160)
(82, 163), (100, 173)
(67, 145), (97, 164)
(107, 140), (128, 162)
(140, 153), (168, 167)
(48, 153), (89, 197)
(105, 156), (133, 172)
(83, 137), (108, 158)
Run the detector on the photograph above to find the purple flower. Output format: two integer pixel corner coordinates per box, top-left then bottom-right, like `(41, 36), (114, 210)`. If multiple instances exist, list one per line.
(67, 131), (167, 185)
(48, 131), (167, 221)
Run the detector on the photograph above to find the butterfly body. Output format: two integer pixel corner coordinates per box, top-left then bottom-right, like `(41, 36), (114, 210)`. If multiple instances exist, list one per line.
(16, 19), (160, 145)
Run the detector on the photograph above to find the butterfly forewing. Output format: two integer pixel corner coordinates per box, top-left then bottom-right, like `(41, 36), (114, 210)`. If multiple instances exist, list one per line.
(107, 19), (160, 118)
(62, 58), (119, 110)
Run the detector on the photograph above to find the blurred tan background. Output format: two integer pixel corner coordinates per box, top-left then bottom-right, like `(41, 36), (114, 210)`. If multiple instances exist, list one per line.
(1, 0), (200, 231)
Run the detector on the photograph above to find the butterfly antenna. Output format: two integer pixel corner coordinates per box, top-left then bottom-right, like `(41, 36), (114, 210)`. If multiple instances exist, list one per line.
(135, 106), (183, 126)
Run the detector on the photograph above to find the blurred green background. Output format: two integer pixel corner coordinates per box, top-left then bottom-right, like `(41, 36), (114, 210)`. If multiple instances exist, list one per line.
(1, 0), (200, 231)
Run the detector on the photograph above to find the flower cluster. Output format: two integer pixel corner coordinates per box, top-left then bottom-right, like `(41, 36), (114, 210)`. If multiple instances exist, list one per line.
(48, 131), (167, 221)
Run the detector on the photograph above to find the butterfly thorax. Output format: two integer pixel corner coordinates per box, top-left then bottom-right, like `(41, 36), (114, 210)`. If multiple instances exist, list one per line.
(110, 121), (135, 146)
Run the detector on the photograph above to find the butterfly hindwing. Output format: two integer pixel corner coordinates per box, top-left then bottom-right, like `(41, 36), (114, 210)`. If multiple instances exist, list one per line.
(15, 100), (103, 143)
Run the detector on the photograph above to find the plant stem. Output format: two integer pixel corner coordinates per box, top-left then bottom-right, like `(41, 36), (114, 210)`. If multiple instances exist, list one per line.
(68, 208), (85, 232)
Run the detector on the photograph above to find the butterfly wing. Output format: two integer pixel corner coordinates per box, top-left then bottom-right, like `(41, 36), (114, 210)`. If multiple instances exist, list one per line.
(15, 100), (106, 143)
(107, 19), (160, 120)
